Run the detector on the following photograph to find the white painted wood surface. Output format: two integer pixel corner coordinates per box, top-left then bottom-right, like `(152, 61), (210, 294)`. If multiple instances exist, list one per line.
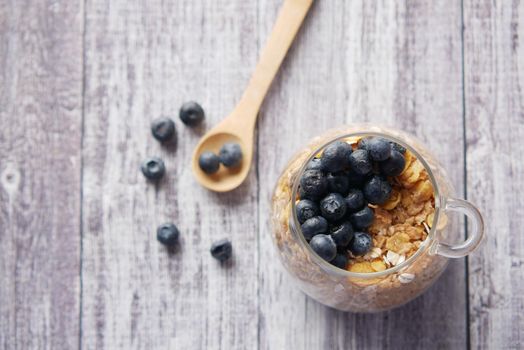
(0, 1), (83, 349)
(0, 0), (522, 349)
(464, 1), (524, 349)
(81, 1), (259, 349)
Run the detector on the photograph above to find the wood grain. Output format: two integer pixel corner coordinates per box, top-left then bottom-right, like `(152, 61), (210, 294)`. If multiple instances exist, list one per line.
(0, 0), (83, 349)
(80, 1), (259, 348)
(463, 1), (524, 349)
(257, 1), (467, 349)
(0, 0), (522, 348)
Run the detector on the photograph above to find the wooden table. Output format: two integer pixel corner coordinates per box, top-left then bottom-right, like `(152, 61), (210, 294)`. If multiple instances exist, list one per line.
(1, 1), (522, 349)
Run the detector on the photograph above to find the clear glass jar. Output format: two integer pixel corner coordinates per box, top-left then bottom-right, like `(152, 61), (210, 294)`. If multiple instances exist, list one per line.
(270, 125), (484, 312)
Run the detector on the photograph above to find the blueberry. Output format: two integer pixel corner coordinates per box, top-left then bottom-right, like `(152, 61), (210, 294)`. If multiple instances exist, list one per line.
(219, 143), (243, 168)
(345, 188), (366, 213)
(363, 175), (392, 204)
(299, 187), (315, 201)
(348, 149), (372, 175)
(349, 206), (375, 229)
(320, 193), (347, 222)
(296, 199), (320, 224)
(305, 158), (323, 171)
(349, 232), (373, 256)
(367, 137), (392, 161)
(320, 141), (352, 173)
(346, 169), (368, 188)
(301, 216), (328, 240)
(327, 172), (350, 195)
(391, 142), (406, 154)
(309, 234), (337, 262)
(156, 223), (179, 246)
(151, 117), (176, 142)
(329, 221), (354, 247)
(179, 101), (205, 127)
(210, 239), (233, 262)
(379, 150), (406, 177)
(358, 137), (371, 150)
(141, 157), (166, 180)
(331, 253), (348, 269)
(198, 151), (220, 174)
(300, 169), (328, 200)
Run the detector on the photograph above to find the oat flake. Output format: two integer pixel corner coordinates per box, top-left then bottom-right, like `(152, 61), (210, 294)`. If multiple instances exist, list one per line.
(398, 273), (415, 284)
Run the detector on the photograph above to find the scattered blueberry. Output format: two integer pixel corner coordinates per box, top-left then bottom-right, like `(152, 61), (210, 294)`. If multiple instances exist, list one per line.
(141, 157), (166, 180)
(331, 253), (349, 269)
(210, 239), (233, 262)
(320, 193), (347, 222)
(349, 232), (373, 256)
(367, 137), (392, 161)
(349, 206), (375, 230)
(348, 149), (373, 175)
(301, 216), (329, 240)
(300, 169), (328, 200)
(296, 199), (320, 224)
(363, 175), (392, 205)
(179, 101), (205, 127)
(305, 157), (323, 171)
(327, 172), (350, 195)
(345, 188), (366, 213)
(309, 234), (337, 262)
(151, 117), (176, 142)
(391, 142), (406, 154)
(320, 141), (352, 173)
(219, 143), (243, 168)
(199, 151), (220, 174)
(379, 150), (406, 177)
(329, 221), (354, 247)
(156, 223), (179, 246)
(346, 169), (368, 188)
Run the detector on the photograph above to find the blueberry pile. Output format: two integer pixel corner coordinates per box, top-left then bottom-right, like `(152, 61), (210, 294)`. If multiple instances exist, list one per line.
(198, 142), (243, 174)
(297, 137), (406, 269)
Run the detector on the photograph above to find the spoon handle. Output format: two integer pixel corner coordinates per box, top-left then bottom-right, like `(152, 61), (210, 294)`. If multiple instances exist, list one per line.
(237, 0), (314, 121)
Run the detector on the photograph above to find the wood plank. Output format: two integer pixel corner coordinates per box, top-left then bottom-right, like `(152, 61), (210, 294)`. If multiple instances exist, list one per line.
(257, 1), (467, 349)
(80, 1), (260, 348)
(463, 1), (524, 349)
(0, 1), (83, 349)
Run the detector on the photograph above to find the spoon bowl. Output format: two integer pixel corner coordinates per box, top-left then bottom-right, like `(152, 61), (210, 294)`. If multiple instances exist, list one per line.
(192, 131), (253, 192)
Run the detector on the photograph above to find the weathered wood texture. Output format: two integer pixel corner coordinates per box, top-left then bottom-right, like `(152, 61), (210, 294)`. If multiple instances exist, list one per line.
(464, 1), (524, 349)
(257, 1), (467, 349)
(0, 1), (83, 349)
(1, 0), (522, 349)
(81, 1), (259, 349)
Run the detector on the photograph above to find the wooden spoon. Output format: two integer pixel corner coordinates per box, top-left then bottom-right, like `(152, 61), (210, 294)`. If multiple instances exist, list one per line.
(192, 0), (315, 192)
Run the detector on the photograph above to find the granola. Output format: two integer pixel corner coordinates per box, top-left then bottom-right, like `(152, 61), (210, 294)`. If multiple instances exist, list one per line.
(348, 151), (436, 272)
(270, 126), (454, 312)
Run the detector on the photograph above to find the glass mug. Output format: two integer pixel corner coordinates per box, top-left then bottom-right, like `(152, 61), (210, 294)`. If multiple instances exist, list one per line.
(270, 125), (484, 312)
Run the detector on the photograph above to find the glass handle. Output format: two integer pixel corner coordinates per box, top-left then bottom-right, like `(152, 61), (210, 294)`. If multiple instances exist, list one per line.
(435, 197), (484, 258)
